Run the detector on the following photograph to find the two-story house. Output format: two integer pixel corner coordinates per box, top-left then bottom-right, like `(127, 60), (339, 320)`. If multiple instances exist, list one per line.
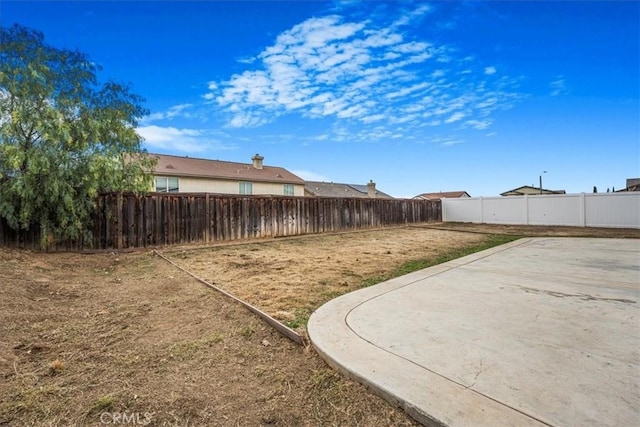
(151, 153), (305, 196)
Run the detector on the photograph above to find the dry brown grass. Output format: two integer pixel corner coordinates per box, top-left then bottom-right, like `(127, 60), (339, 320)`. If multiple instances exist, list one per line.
(163, 227), (487, 330)
(1, 223), (635, 426)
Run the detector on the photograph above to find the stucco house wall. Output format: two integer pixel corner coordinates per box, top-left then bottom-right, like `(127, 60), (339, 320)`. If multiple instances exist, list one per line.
(155, 175), (305, 196)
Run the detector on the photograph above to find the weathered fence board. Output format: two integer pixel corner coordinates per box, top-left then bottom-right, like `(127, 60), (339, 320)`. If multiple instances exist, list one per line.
(0, 193), (441, 251)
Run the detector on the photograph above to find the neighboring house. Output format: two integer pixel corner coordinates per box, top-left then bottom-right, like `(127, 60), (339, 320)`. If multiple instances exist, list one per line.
(617, 178), (640, 192)
(304, 180), (394, 198)
(151, 153), (305, 196)
(413, 191), (471, 200)
(501, 185), (566, 196)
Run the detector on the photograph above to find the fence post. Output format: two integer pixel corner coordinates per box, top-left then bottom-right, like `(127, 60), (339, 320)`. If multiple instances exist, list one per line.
(441, 198), (446, 222)
(205, 193), (211, 242)
(116, 192), (123, 250)
(580, 193), (586, 227)
(524, 194), (529, 225)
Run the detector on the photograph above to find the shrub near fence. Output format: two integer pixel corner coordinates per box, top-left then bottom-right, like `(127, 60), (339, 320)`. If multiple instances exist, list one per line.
(0, 193), (442, 250)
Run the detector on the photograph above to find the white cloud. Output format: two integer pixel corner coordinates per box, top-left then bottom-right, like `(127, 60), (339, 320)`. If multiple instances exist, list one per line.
(441, 139), (464, 146)
(290, 170), (331, 182)
(392, 4), (432, 27)
(484, 66), (497, 75)
(430, 135), (464, 146)
(361, 113), (386, 124)
(137, 125), (235, 153)
(464, 119), (492, 130)
(445, 111), (466, 123)
(550, 76), (566, 96)
(237, 57), (256, 64)
(138, 125), (200, 142)
(201, 5), (522, 141)
(141, 103), (194, 123)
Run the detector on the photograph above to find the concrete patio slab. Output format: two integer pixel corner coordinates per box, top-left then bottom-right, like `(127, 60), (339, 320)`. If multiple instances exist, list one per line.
(308, 238), (640, 426)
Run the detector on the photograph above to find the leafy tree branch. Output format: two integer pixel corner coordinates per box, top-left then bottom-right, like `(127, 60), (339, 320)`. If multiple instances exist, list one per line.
(0, 24), (155, 248)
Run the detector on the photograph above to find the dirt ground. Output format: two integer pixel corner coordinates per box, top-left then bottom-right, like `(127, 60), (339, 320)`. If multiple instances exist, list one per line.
(1, 223), (637, 426)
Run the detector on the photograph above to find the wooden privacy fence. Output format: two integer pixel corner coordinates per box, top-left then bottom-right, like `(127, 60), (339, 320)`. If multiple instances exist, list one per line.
(0, 193), (441, 250)
(98, 193), (441, 249)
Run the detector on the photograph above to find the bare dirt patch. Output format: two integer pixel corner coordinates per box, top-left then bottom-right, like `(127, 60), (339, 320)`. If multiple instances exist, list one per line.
(0, 245), (419, 426)
(1, 224), (634, 426)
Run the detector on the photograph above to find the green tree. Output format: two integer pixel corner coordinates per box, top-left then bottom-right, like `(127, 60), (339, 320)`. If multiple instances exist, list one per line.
(0, 24), (155, 248)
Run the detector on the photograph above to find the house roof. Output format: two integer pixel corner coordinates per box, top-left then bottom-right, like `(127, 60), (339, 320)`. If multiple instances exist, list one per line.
(151, 153), (304, 185)
(413, 191), (470, 200)
(500, 185), (566, 196)
(304, 181), (394, 198)
(622, 178), (640, 192)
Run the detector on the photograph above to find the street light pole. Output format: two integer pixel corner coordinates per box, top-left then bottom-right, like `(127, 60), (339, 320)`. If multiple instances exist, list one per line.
(539, 171), (547, 194)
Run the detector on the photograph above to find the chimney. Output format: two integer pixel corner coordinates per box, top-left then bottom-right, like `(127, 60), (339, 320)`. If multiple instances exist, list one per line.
(251, 154), (264, 170)
(367, 180), (376, 198)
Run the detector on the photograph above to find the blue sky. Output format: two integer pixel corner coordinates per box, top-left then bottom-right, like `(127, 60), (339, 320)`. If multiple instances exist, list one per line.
(3, 1), (639, 197)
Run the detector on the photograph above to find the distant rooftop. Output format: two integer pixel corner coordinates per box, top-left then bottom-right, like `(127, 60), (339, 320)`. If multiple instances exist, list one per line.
(501, 185), (566, 196)
(304, 181), (394, 198)
(623, 178), (640, 192)
(413, 191), (470, 200)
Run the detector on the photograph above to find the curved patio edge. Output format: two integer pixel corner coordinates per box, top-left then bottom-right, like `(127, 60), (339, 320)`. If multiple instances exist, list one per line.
(307, 238), (547, 427)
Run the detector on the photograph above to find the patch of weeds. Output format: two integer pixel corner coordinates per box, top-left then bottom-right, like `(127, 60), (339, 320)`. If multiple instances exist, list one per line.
(235, 347), (255, 360)
(319, 290), (343, 301)
(237, 325), (256, 338)
(308, 367), (352, 413)
(90, 395), (114, 413)
(169, 341), (203, 360)
(359, 275), (385, 288)
(285, 309), (311, 329)
(403, 234), (520, 272)
(310, 368), (341, 390)
(359, 234), (520, 288)
(204, 332), (224, 345)
(167, 333), (224, 360)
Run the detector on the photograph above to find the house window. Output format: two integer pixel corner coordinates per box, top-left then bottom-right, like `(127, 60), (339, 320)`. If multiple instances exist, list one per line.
(155, 177), (179, 192)
(284, 184), (295, 196)
(239, 181), (253, 195)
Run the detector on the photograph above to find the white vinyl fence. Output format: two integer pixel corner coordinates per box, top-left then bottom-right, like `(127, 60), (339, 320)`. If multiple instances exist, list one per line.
(442, 192), (640, 229)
